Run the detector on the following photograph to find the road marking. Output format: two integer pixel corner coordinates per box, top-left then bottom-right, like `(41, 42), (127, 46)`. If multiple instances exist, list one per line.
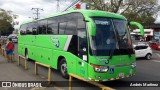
(30, 87), (46, 90)
(150, 60), (160, 63)
(54, 85), (64, 90)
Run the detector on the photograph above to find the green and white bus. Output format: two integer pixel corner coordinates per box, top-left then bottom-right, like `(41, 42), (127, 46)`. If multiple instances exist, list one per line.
(18, 10), (144, 81)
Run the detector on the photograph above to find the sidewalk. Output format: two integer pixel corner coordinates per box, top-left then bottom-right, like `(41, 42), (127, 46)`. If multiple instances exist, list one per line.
(0, 54), (37, 81)
(0, 54), (57, 90)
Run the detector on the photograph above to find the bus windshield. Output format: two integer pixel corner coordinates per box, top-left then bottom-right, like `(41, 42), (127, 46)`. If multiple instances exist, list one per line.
(90, 17), (132, 56)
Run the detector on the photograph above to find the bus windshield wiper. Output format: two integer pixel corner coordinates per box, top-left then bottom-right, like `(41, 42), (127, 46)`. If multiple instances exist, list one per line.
(117, 35), (131, 58)
(127, 49), (131, 58)
(109, 48), (115, 59)
(108, 43), (117, 59)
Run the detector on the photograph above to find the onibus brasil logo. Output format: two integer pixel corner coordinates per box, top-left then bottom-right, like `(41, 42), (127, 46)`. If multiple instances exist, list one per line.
(1, 82), (42, 87)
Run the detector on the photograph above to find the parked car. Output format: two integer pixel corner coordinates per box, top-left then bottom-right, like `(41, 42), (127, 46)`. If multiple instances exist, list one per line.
(150, 42), (160, 50)
(8, 35), (18, 43)
(138, 42), (149, 45)
(133, 44), (152, 60)
(0, 36), (8, 44)
(11, 36), (18, 43)
(139, 38), (144, 42)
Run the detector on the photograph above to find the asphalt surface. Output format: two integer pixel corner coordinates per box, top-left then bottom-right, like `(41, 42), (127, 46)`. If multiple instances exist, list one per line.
(0, 43), (160, 90)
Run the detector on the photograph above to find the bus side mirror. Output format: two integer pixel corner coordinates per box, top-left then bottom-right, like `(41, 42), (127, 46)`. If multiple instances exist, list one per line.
(129, 21), (144, 36)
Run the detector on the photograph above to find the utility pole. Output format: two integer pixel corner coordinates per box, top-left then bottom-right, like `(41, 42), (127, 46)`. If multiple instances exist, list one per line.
(57, 0), (60, 12)
(31, 8), (43, 20)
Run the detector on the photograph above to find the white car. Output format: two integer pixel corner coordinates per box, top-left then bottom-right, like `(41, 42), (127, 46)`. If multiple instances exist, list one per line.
(133, 44), (152, 60)
(11, 36), (18, 43)
(8, 35), (18, 43)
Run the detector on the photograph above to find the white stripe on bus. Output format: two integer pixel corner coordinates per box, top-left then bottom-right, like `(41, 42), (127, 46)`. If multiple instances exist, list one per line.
(63, 35), (72, 51)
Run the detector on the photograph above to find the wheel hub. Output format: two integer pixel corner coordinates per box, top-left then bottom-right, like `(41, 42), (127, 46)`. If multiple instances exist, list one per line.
(61, 63), (67, 74)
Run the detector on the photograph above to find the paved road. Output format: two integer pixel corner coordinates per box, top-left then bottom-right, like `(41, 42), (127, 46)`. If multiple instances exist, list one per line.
(0, 43), (160, 90)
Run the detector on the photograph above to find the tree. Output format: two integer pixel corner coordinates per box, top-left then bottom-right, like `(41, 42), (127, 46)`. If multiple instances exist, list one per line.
(0, 8), (13, 35)
(82, 0), (159, 28)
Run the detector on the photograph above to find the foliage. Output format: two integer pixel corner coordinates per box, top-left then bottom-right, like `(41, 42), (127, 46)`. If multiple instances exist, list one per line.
(82, 0), (159, 29)
(0, 8), (13, 35)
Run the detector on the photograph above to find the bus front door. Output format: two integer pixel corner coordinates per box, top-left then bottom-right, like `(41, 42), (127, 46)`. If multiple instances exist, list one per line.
(76, 30), (88, 78)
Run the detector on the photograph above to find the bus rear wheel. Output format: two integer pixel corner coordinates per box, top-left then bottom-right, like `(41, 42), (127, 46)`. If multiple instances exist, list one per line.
(59, 58), (69, 79)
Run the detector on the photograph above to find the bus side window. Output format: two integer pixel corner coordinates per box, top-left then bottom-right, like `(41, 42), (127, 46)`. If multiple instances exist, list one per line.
(59, 22), (67, 35)
(32, 22), (37, 35)
(47, 26), (52, 34)
(20, 24), (27, 35)
(47, 17), (58, 34)
(26, 23), (33, 35)
(38, 20), (47, 34)
(65, 13), (77, 35)
(47, 23), (58, 34)
(77, 14), (85, 29)
(47, 25), (52, 34)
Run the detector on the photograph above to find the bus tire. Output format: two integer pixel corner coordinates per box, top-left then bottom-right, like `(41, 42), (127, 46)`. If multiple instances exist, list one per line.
(59, 58), (69, 79)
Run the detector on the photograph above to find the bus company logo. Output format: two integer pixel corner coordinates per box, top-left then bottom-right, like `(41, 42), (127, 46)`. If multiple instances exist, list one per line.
(2, 82), (11, 87)
(104, 60), (109, 64)
(96, 57), (109, 63)
(50, 36), (60, 48)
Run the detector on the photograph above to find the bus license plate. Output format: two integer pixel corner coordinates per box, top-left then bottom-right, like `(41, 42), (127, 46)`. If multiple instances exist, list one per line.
(119, 73), (124, 77)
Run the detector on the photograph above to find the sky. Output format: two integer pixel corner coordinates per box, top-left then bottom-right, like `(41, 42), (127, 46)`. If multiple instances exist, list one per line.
(0, 0), (160, 29)
(0, 0), (74, 28)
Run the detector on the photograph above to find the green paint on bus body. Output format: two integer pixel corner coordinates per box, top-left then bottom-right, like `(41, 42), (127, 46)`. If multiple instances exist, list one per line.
(130, 21), (144, 36)
(18, 9), (142, 81)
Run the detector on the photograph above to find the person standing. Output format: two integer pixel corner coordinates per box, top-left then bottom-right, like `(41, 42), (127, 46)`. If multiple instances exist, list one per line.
(5, 38), (14, 62)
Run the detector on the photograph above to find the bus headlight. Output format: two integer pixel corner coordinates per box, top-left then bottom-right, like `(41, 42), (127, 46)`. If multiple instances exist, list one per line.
(91, 64), (108, 72)
(131, 62), (136, 68)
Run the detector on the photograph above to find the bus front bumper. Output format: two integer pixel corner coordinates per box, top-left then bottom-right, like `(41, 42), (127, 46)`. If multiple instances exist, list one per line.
(88, 64), (136, 81)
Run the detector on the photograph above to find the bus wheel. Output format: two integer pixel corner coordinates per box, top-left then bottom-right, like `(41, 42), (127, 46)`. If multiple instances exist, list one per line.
(59, 58), (69, 79)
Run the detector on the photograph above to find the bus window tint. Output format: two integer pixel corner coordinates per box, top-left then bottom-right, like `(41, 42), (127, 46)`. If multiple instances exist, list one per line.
(59, 22), (67, 34)
(26, 23), (33, 34)
(77, 20), (85, 29)
(65, 13), (77, 35)
(66, 20), (77, 35)
(77, 14), (85, 29)
(47, 17), (57, 24)
(89, 18), (117, 56)
(47, 23), (58, 34)
(113, 19), (131, 49)
(47, 17), (58, 34)
(38, 20), (47, 34)
(94, 18), (116, 50)
(78, 29), (87, 59)
(38, 25), (47, 34)
(78, 30), (87, 50)
(32, 22), (37, 35)
(20, 24), (27, 35)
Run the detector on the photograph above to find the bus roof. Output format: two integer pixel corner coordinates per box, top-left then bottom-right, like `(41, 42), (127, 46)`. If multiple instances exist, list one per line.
(21, 9), (127, 25)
